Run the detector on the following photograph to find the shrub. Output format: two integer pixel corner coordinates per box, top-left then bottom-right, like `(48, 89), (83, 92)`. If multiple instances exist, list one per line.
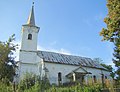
(17, 72), (50, 92)
(0, 82), (12, 92)
(18, 73), (39, 91)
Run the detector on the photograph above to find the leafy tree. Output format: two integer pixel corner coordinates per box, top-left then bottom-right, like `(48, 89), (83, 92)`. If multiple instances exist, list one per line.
(100, 0), (120, 80)
(0, 34), (17, 83)
(100, 63), (112, 71)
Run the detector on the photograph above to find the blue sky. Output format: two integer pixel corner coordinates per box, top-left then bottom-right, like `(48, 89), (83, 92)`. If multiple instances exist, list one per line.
(0, 0), (114, 66)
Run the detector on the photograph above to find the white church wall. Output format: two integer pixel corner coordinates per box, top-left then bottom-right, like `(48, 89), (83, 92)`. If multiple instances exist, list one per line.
(83, 67), (111, 83)
(18, 55), (43, 81)
(44, 62), (111, 85)
(44, 62), (79, 84)
(36, 56), (46, 80)
(21, 26), (39, 51)
(19, 51), (37, 63)
(102, 70), (112, 80)
(19, 63), (39, 80)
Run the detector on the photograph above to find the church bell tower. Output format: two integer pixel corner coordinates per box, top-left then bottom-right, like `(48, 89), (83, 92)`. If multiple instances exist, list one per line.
(20, 3), (40, 51)
(19, 3), (40, 64)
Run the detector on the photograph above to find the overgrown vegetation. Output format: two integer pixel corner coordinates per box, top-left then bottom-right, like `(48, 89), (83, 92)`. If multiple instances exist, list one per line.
(0, 75), (118, 92)
(0, 78), (103, 92)
(0, 82), (13, 92)
(0, 72), (117, 92)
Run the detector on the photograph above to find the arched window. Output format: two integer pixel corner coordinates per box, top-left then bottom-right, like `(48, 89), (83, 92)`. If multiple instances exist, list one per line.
(58, 72), (62, 81)
(28, 34), (32, 40)
(101, 74), (104, 86)
(93, 75), (97, 83)
(58, 72), (62, 85)
(105, 76), (107, 79)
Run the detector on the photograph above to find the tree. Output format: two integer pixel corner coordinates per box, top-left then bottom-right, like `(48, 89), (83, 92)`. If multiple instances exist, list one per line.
(0, 34), (17, 83)
(100, 0), (120, 80)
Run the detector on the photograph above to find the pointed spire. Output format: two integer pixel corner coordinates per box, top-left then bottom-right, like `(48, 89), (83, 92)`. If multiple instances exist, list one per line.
(27, 2), (35, 26)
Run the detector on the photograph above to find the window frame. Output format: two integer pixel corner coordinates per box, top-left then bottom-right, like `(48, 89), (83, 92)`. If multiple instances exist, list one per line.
(28, 33), (32, 40)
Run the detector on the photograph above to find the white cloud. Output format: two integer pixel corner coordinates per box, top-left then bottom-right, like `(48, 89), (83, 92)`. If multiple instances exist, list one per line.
(50, 41), (57, 46)
(79, 47), (92, 52)
(51, 48), (71, 55)
(37, 45), (71, 55)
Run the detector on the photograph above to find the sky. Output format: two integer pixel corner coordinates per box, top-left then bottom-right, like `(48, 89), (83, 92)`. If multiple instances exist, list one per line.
(0, 0), (114, 66)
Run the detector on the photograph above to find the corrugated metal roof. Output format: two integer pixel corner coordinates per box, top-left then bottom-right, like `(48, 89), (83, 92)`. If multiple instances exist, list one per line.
(37, 51), (106, 69)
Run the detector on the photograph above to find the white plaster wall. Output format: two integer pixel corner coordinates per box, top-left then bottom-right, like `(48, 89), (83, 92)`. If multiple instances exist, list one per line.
(19, 63), (39, 80)
(21, 25), (39, 51)
(18, 55), (43, 80)
(19, 22), (40, 80)
(44, 62), (111, 85)
(85, 67), (111, 79)
(19, 51), (37, 63)
(44, 62), (81, 84)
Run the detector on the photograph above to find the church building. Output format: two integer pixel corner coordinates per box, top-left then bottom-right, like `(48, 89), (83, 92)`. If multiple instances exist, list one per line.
(18, 4), (111, 85)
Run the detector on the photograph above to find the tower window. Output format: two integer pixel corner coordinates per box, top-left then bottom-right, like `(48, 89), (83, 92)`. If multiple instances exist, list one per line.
(28, 34), (32, 40)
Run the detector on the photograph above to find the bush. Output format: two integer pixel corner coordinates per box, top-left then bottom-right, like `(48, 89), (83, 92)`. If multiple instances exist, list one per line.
(18, 73), (39, 91)
(0, 82), (13, 92)
(17, 73), (50, 92)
